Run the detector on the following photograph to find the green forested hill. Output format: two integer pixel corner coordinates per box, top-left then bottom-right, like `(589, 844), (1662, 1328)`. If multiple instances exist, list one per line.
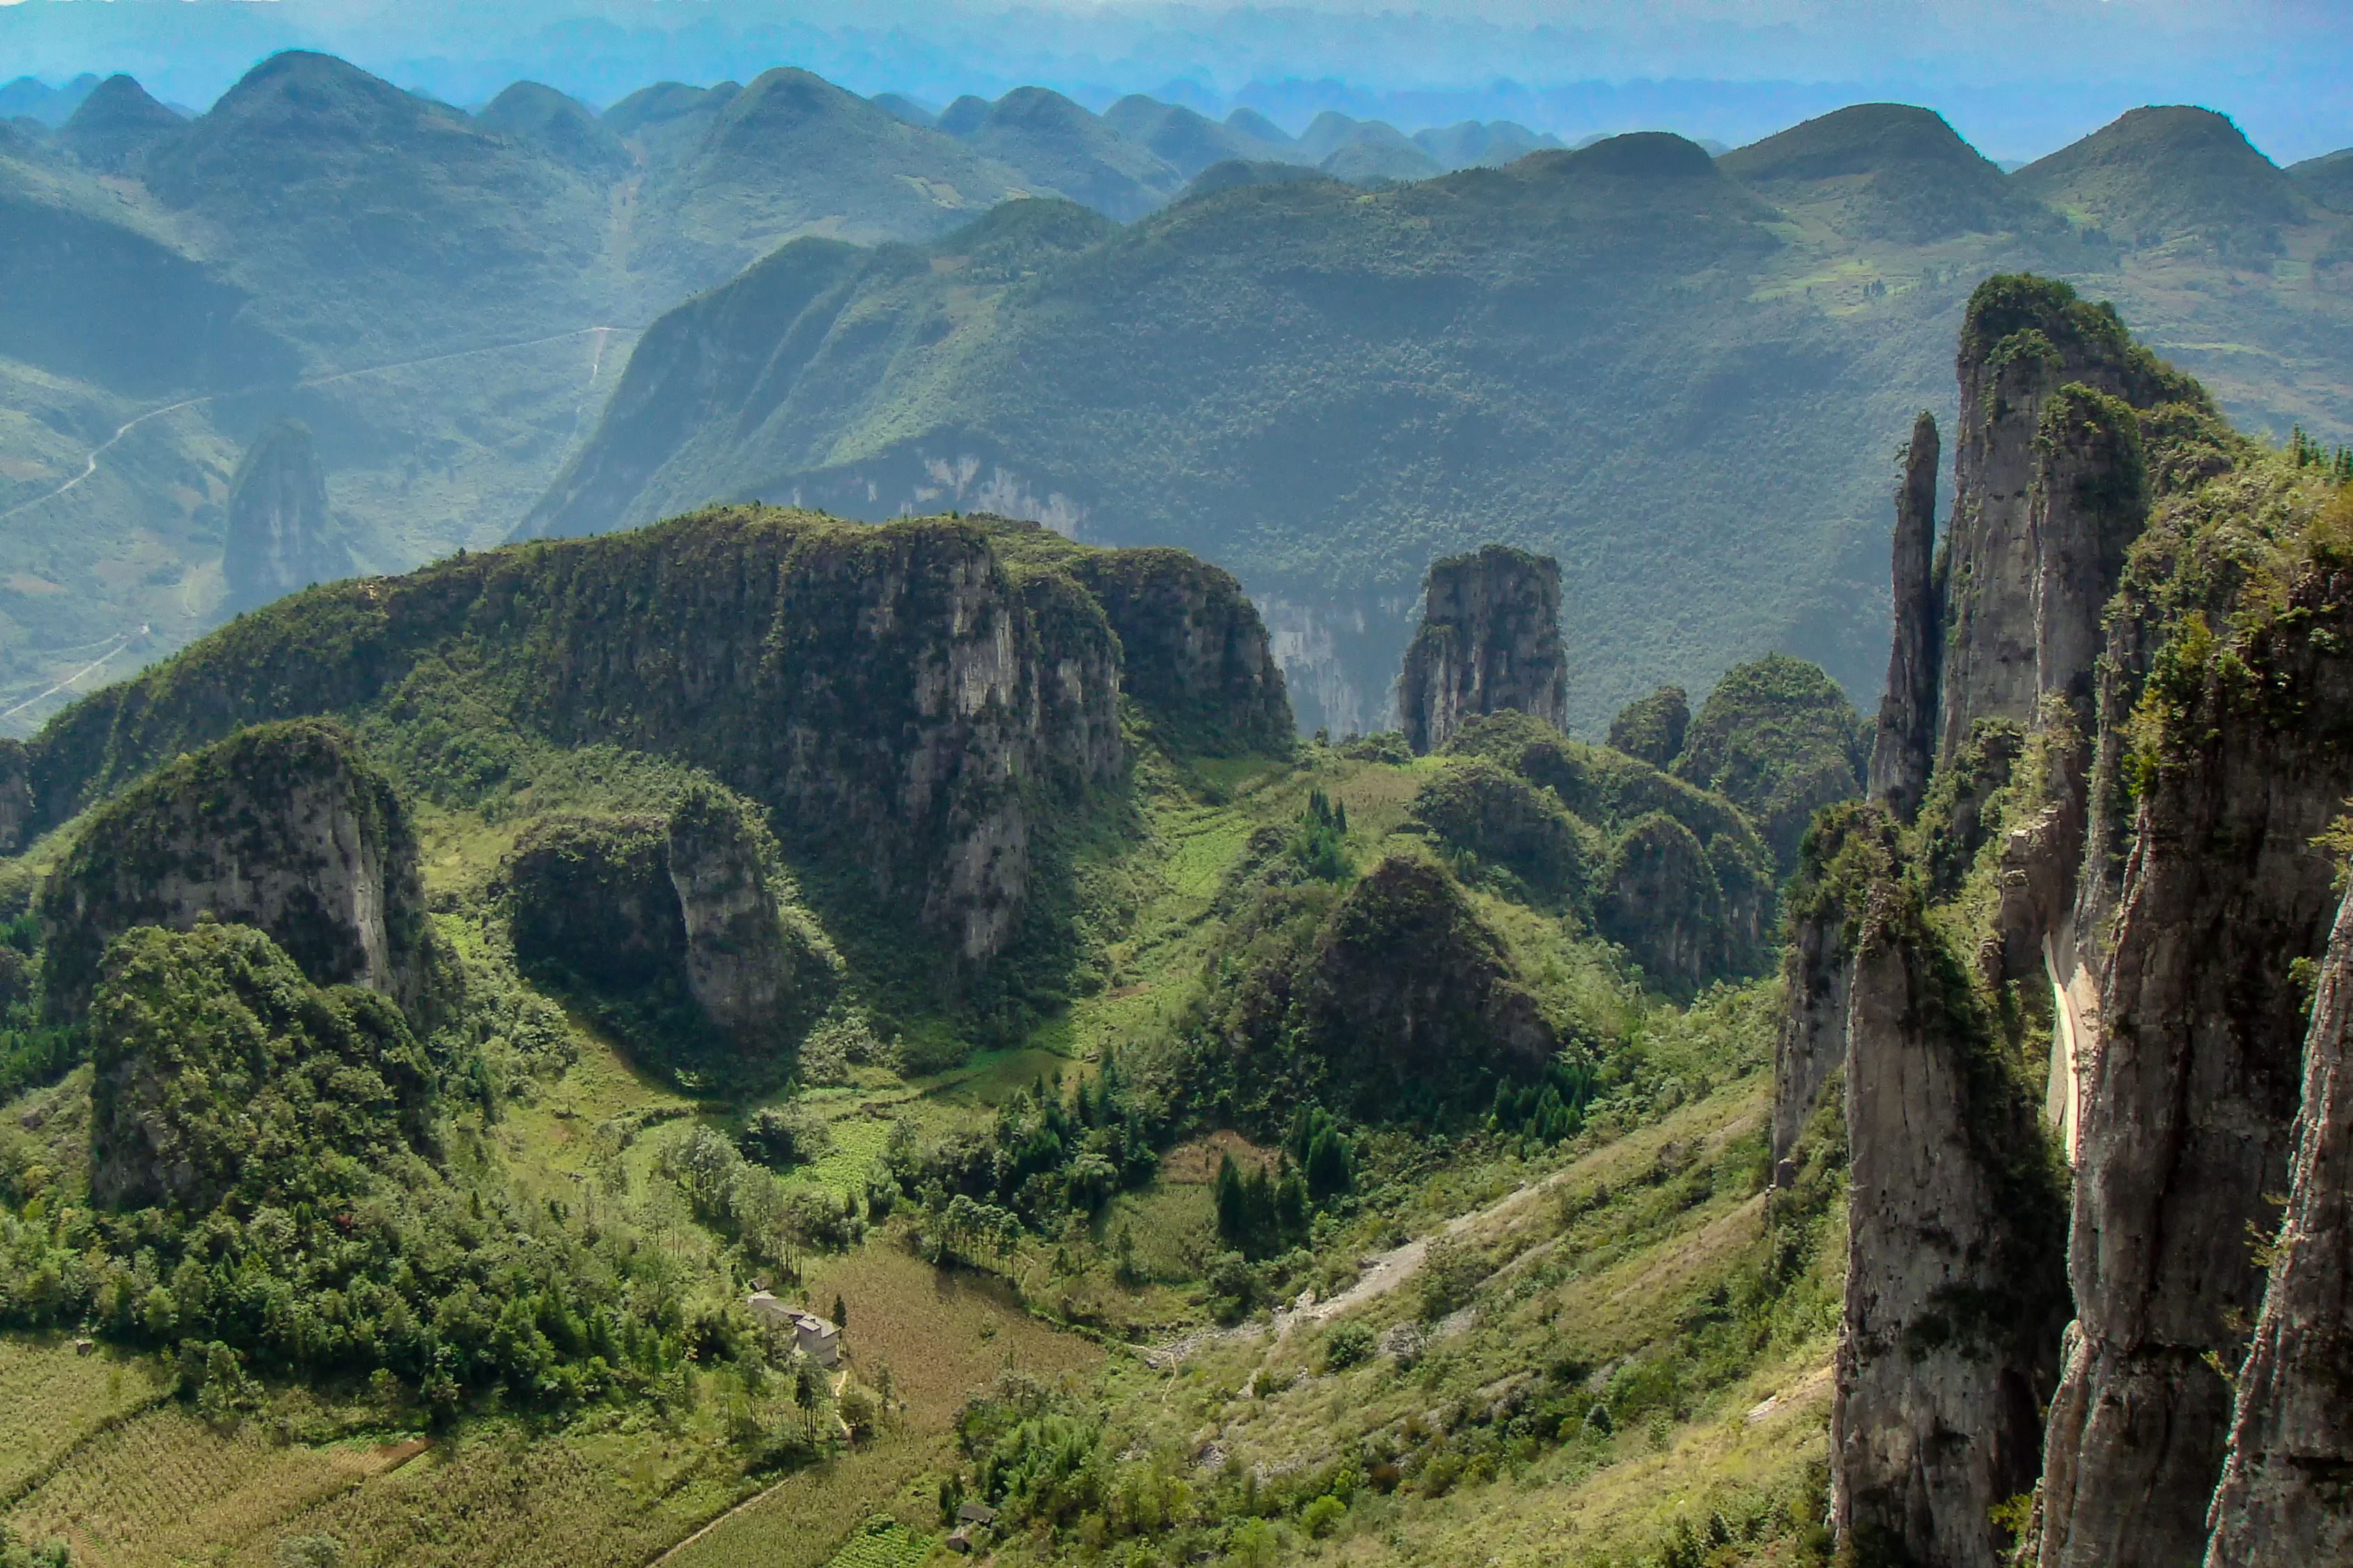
(0, 499), (1852, 1568)
(3, 57), (2351, 744)
(524, 104), (2353, 732)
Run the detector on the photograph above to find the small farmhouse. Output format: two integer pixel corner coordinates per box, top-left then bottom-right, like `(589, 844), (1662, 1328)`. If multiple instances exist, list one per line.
(746, 1292), (842, 1368)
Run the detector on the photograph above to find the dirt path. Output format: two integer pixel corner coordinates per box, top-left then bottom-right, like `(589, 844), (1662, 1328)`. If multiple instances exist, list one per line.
(1143, 1157), (1588, 1370)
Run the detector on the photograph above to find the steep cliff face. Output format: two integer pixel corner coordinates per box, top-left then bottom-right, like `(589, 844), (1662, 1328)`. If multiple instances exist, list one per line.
(21, 509), (1287, 969)
(503, 794), (837, 1069)
(0, 738), (29, 856)
(1398, 545), (1568, 754)
(1868, 411), (1940, 818)
(666, 788), (834, 1055)
(2040, 557), (2353, 1568)
(1799, 276), (2353, 1565)
(1937, 276), (2182, 760)
(38, 719), (430, 1019)
(1835, 875), (2069, 1568)
(221, 419), (354, 616)
(2203, 884), (2353, 1568)
(1770, 804), (1895, 1175)
(1062, 544), (1292, 751)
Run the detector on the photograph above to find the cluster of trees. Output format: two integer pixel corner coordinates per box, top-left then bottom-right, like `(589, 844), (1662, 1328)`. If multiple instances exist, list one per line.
(882, 1053), (1162, 1238)
(1209, 1106), (1361, 1258)
(951, 1372), (1366, 1557)
(1290, 789), (1354, 881)
(2288, 425), (2353, 484)
(1490, 1056), (1597, 1147)
(0, 925), (788, 1411)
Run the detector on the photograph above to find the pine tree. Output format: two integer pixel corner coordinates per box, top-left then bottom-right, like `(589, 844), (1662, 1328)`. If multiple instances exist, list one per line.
(831, 1293), (847, 1331)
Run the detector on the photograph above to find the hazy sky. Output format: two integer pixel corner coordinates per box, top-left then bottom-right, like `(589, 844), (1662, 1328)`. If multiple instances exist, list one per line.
(1, 0), (2346, 161)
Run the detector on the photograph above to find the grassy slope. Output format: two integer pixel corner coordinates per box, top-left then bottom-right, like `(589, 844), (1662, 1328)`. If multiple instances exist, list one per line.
(0, 697), (1836, 1567)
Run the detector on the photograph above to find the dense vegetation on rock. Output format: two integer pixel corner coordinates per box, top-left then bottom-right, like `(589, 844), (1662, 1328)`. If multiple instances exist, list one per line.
(0, 492), (1886, 1568)
(1778, 274), (2353, 1565)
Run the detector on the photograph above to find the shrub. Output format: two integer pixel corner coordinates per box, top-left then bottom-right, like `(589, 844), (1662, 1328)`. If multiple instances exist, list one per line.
(1320, 1319), (1375, 1371)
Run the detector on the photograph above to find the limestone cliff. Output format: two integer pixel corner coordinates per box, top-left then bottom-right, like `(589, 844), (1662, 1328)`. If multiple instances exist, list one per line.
(1935, 276), (2182, 760)
(1398, 545), (1568, 754)
(1063, 544), (1292, 752)
(2203, 884), (2353, 1568)
(1770, 805), (1893, 1175)
(503, 792), (837, 1068)
(0, 739), (29, 856)
(22, 509), (1290, 969)
(1867, 411), (1940, 819)
(1775, 276), (2348, 1566)
(1834, 874), (2068, 1568)
(38, 719), (431, 1019)
(221, 420), (354, 616)
(2039, 555), (2353, 1568)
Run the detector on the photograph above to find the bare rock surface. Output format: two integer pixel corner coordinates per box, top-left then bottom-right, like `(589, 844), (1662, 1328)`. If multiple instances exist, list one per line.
(1399, 544), (1567, 753)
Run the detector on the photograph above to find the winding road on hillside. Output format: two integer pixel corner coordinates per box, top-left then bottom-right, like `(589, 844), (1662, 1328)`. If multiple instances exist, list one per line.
(0, 324), (641, 527)
(0, 324), (641, 730)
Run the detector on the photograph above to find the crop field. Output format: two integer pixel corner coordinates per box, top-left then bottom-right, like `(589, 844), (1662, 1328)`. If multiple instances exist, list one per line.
(10, 1406), (392, 1567)
(0, 1340), (171, 1503)
(244, 1425), (742, 1568)
(666, 1245), (1102, 1568)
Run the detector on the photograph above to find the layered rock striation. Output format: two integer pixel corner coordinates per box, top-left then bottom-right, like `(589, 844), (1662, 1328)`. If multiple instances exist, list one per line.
(1783, 274), (2353, 1564)
(1867, 411), (1940, 818)
(1835, 870), (2068, 1568)
(38, 719), (431, 1019)
(1399, 545), (1568, 753)
(2203, 884), (2353, 1568)
(2040, 553), (2353, 1568)
(17, 508), (1292, 966)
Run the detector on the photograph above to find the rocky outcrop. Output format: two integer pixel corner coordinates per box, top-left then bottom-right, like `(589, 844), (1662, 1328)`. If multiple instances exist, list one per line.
(1305, 854), (1556, 1099)
(0, 738), (29, 856)
(2039, 561), (2353, 1568)
(1868, 411), (1940, 819)
(1607, 685), (1688, 769)
(1835, 874), (2069, 1568)
(1399, 546), (1568, 754)
(504, 792), (836, 1066)
(38, 719), (430, 1019)
(1770, 805), (1893, 1175)
(1774, 272), (2353, 1568)
(221, 419), (354, 615)
(1063, 544), (1293, 752)
(2203, 884), (2353, 1568)
(19, 510), (1287, 969)
(1937, 276), (2168, 760)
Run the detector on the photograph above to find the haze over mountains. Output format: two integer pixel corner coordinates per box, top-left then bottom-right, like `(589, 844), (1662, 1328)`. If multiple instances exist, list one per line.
(1, 47), (2350, 735)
